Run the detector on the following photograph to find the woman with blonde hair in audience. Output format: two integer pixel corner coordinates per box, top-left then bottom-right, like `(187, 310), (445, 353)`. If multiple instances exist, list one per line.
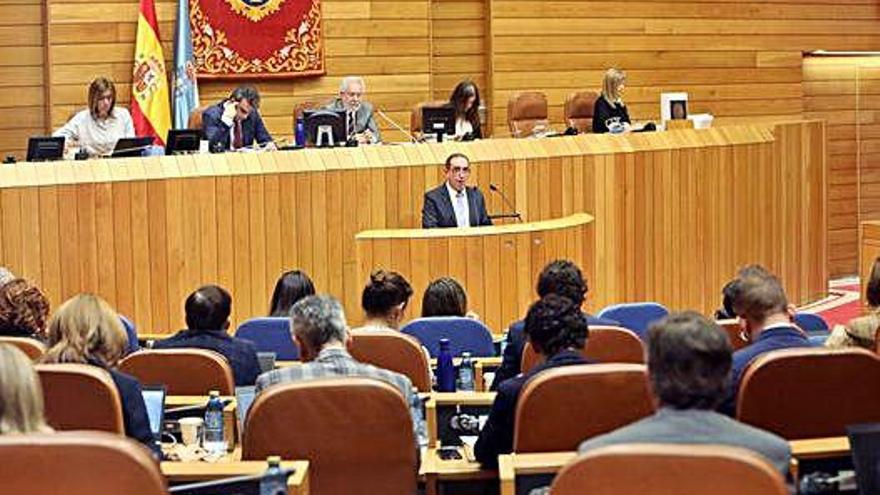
(826, 256), (880, 350)
(0, 278), (50, 340)
(42, 294), (155, 452)
(0, 343), (52, 434)
(53, 76), (135, 157)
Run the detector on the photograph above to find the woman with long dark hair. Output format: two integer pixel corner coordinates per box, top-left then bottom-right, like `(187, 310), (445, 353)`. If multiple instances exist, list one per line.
(449, 80), (482, 140)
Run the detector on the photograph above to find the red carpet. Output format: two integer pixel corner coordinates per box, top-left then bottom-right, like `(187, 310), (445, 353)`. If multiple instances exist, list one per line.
(797, 279), (862, 327)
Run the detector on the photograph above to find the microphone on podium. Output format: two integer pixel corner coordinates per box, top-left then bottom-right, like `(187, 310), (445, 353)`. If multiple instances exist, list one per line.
(488, 183), (522, 222)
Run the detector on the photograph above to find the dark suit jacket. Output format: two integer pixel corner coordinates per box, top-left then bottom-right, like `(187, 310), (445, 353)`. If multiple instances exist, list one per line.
(474, 350), (592, 467)
(153, 329), (261, 386)
(718, 325), (811, 416)
(491, 312), (619, 391)
(421, 183), (492, 228)
(201, 101), (273, 151)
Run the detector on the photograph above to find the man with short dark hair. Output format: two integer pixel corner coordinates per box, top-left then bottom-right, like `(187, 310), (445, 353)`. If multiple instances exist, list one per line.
(201, 85), (273, 151)
(718, 273), (811, 416)
(474, 294), (592, 467)
(492, 259), (618, 390)
(421, 153), (492, 228)
(153, 285), (261, 386)
(578, 311), (790, 476)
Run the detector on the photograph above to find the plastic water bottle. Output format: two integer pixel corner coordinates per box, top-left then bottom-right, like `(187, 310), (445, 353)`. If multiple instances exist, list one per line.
(203, 390), (226, 455)
(260, 456), (287, 495)
(294, 118), (306, 147)
(457, 352), (475, 391)
(436, 338), (456, 392)
(410, 386), (428, 450)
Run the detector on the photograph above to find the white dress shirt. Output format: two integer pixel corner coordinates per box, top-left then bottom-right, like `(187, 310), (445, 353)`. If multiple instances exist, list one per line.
(446, 181), (470, 228)
(53, 107), (135, 157)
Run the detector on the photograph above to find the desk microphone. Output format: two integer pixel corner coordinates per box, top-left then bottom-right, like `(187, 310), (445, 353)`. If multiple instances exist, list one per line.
(489, 183), (522, 222)
(376, 108), (424, 144)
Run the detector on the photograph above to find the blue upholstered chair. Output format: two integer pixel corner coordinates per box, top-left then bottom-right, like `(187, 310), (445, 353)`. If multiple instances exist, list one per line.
(235, 317), (300, 360)
(595, 302), (670, 341)
(793, 312), (830, 346)
(401, 316), (495, 357)
(118, 315), (140, 355)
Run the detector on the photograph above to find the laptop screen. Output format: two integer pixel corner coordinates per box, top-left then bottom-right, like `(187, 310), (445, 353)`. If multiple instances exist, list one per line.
(141, 386), (166, 440)
(235, 386), (257, 431)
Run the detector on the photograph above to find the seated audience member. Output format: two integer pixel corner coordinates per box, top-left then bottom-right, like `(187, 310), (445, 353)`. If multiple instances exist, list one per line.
(493, 259), (617, 390)
(714, 264), (772, 320)
(826, 256), (880, 350)
(42, 294), (154, 450)
(475, 294), (592, 467)
(354, 270), (413, 332)
(0, 267), (15, 286)
(153, 285), (260, 386)
(201, 85), (273, 152)
(255, 295), (423, 434)
(577, 312), (790, 476)
(53, 77), (135, 157)
(421, 277), (473, 318)
(421, 153), (493, 229)
(0, 343), (53, 434)
(326, 76), (381, 144)
(719, 273), (811, 416)
(0, 279), (50, 340)
(592, 68), (631, 134)
(448, 80), (482, 141)
(269, 270), (316, 317)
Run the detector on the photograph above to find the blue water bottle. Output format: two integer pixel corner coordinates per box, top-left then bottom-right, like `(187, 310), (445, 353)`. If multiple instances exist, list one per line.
(436, 338), (456, 392)
(203, 390), (226, 455)
(260, 456), (287, 495)
(295, 117), (306, 147)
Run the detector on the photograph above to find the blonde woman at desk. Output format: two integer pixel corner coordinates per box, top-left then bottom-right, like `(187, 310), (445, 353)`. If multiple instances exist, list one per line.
(592, 68), (631, 134)
(53, 77), (134, 157)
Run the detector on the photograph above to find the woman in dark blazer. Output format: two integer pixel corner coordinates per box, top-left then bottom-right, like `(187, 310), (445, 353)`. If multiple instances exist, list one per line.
(42, 294), (156, 454)
(592, 68), (631, 134)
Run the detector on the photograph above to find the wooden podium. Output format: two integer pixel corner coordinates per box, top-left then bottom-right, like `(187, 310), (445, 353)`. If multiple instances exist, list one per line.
(355, 213), (594, 334)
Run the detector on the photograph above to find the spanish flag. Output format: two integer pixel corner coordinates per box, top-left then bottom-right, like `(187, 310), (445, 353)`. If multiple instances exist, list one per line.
(131, 0), (171, 146)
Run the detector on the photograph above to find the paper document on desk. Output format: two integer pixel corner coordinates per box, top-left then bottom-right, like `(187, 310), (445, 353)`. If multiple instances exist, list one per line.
(460, 436), (478, 462)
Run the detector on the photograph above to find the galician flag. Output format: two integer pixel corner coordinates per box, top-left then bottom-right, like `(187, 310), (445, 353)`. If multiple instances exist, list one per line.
(132, 0), (172, 145)
(172, 0), (199, 129)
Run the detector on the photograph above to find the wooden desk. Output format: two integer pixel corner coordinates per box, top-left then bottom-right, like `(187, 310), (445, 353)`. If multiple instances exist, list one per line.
(420, 447), (496, 495)
(161, 459), (309, 495)
(496, 437), (851, 495)
(166, 395), (238, 450)
(0, 122), (826, 334)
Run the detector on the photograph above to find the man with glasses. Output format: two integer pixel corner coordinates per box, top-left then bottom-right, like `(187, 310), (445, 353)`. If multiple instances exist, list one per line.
(422, 153), (492, 228)
(325, 76), (381, 144)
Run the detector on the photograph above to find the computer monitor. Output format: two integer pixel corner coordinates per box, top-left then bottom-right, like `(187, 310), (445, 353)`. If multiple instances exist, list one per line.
(422, 106), (456, 142)
(26, 136), (64, 162)
(141, 385), (166, 442)
(112, 136), (154, 158)
(303, 109), (346, 148)
(848, 423), (880, 494)
(166, 129), (201, 155)
(167, 468), (295, 495)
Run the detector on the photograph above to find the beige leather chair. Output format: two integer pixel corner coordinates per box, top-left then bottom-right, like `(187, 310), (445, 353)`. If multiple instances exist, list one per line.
(119, 349), (235, 395)
(514, 364), (654, 453)
(37, 363), (125, 434)
(521, 326), (645, 372)
(349, 328), (432, 392)
(243, 378), (417, 494)
(293, 98), (331, 121)
(564, 91), (599, 133)
(0, 431), (166, 495)
(0, 335), (46, 361)
(737, 347), (880, 439)
(507, 91), (549, 138)
(550, 444), (788, 495)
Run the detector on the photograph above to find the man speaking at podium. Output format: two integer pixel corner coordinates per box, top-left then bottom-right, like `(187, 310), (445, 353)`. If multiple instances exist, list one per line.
(422, 153), (493, 228)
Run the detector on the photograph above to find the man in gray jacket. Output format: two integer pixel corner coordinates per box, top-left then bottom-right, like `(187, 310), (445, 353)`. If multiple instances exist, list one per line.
(325, 76), (381, 144)
(578, 311), (791, 476)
